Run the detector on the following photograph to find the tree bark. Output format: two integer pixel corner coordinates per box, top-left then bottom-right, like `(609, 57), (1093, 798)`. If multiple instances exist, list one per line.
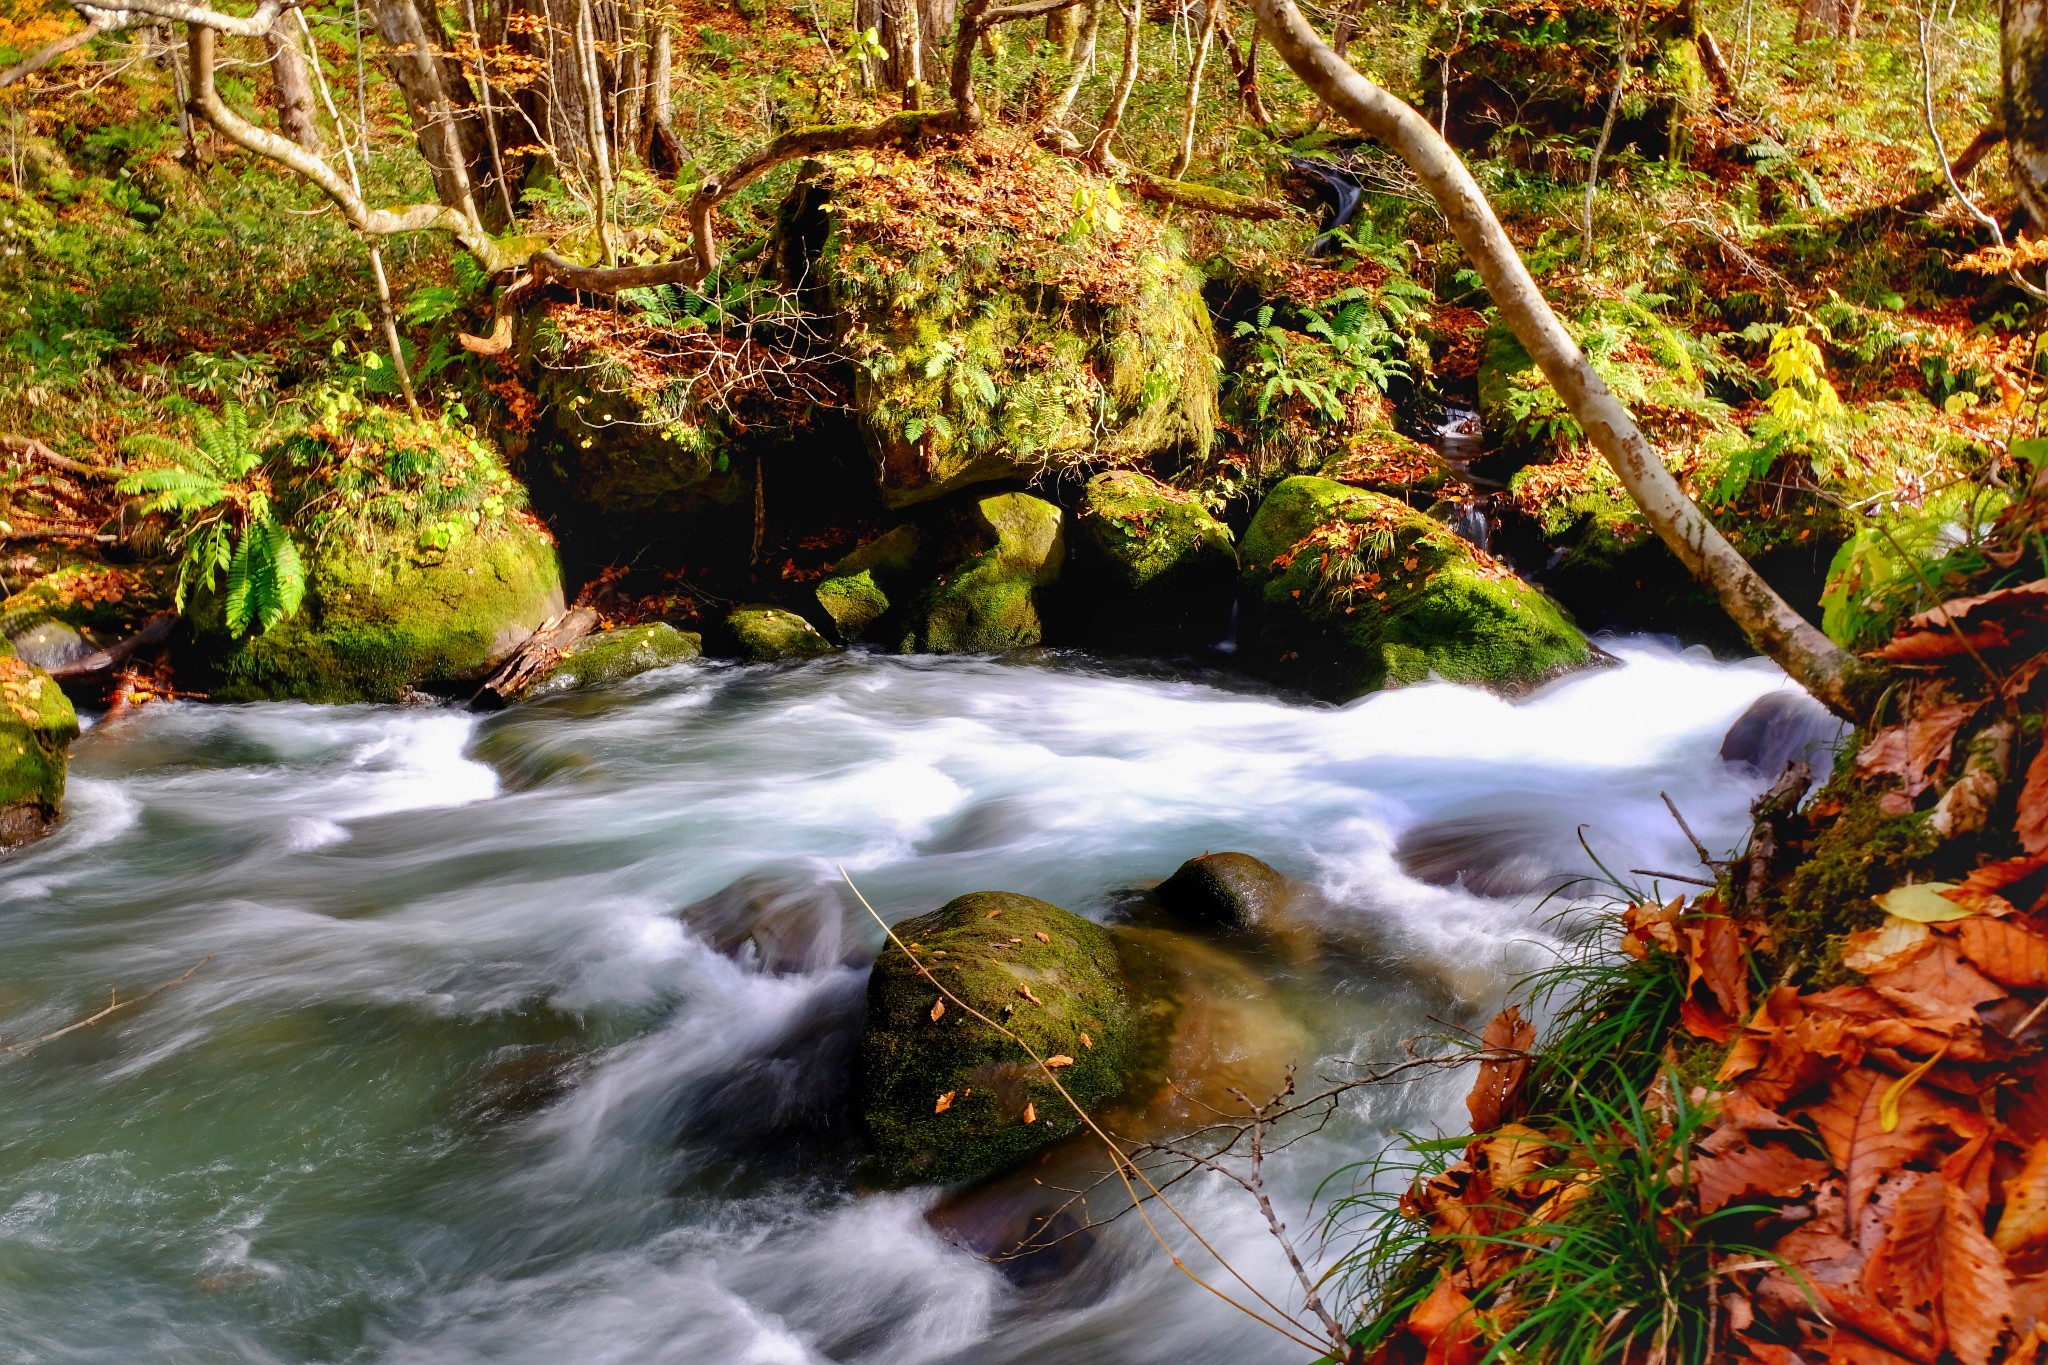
(645, 14), (687, 171)
(2006, 0), (2048, 226)
(366, 0), (487, 222)
(1248, 0), (1878, 720)
(1168, 0), (1220, 178)
(263, 17), (322, 151)
(1084, 0), (1140, 162)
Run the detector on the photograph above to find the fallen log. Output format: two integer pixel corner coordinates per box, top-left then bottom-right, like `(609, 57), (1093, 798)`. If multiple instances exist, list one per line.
(472, 607), (600, 708)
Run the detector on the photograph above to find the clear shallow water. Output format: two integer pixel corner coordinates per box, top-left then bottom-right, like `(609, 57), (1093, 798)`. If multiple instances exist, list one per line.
(0, 644), (1825, 1364)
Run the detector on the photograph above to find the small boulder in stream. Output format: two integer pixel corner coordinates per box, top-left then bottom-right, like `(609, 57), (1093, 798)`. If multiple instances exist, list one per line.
(1071, 471), (1237, 652)
(1240, 476), (1589, 700)
(859, 892), (1136, 1183)
(0, 652), (79, 847)
(727, 605), (835, 662)
(1154, 852), (1292, 931)
(528, 623), (702, 697)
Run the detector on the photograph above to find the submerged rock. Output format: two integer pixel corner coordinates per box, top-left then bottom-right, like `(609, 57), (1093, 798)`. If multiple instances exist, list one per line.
(1720, 690), (1846, 781)
(1071, 471), (1237, 652)
(528, 623), (702, 696)
(7, 620), (90, 673)
(858, 891), (1136, 1183)
(1240, 476), (1589, 700)
(681, 872), (867, 975)
(1154, 852), (1292, 930)
(727, 605), (835, 662)
(189, 522), (565, 704)
(0, 653), (79, 847)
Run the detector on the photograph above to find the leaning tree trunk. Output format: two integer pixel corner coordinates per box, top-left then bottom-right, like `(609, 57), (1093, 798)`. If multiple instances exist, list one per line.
(2007, 0), (2048, 225)
(1248, 0), (1878, 721)
(263, 17), (321, 150)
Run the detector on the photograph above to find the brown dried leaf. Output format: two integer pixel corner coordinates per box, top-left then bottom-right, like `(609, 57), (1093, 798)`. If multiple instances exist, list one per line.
(1955, 916), (2048, 990)
(1696, 1139), (1833, 1214)
(1843, 919), (1935, 975)
(1404, 1273), (1482, 1365)
(1078, 1031), (1092, 1049)
(1866, 1174), (2014, 1365)
(1043, 1054), (1073, 1069)
(930, 998), (945, 1022)
(2023, 735), (2048, 858)
(1997, 1140), (2048, 1258)
(1466, 1006), (1536, 1132)
(1857, 703), (1982, 798)
(1034, 931), (1051, 944)
(1872, 579), (2048, 664)
(934, 1090), (955, 1114)
(1021, 1101), (1035, 1125)
(1017, 984), (1041, 1006)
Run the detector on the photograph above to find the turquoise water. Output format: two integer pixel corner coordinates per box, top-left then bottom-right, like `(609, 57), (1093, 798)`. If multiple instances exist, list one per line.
(0, 645), (1814, 1363)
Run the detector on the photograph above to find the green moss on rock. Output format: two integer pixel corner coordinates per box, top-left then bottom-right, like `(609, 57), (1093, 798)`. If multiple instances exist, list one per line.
(815, 524), (924, 642)
(1241, 476), (1589, 700)
(859, 891), (1138, 1182)
(727, 605), (835, 661)
(805, 138), (1218, 506)
(1073, 470), (1237, 651)
(529, 623), (702, 696)
(192, 520), (565, 704)
(0, 655), (79, 847)
(899, 493), (1065, 653)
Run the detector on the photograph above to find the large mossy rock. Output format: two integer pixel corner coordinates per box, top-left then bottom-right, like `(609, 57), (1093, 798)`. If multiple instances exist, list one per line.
(0, 653), (80, 847)
(797, 137), (1218, 507)
(859, 892), (1138, 1182)
(193, 522), (565, 704)
(1241, 476), (1589, 700)
(898, 493), (1065, 653)
(814, 493), (1067, 653)
(1071, 471), (1237, 651)
(528, 623), (702, 697)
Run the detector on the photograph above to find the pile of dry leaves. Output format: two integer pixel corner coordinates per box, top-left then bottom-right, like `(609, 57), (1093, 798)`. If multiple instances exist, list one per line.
(1374, 546), (2048, 1363)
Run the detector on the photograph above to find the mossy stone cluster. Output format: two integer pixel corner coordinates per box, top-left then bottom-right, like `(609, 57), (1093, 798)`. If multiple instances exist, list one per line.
(804, 138), (1218, 507)
(727, 605), (835, 662)
(528, 624), (702, 696)
(0, 653), (80, 847)
(1072, 471), (1237, 651)
(1241, 476), (1589, 700)
(1155, 852), (1291, 930)
(859, 891), (1137, 1182)
(814, 493), (1067, 653)
(190, 521), (565, 704)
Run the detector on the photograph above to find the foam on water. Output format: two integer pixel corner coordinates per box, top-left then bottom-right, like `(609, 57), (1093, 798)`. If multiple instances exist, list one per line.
(0, 643), (1832, 1363)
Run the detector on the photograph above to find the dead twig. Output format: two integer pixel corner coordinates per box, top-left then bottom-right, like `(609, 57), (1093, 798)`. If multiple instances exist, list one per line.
(1, 956), (212, 1056)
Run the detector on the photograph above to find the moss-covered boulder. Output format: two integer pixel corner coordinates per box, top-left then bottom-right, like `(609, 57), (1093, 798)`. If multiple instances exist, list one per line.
(0, 563), (168, 654)
(815, 524), (924, 643)
(1071, 471), (1236, 651)
(727, 605), (835, 662)
(1241, 476), (1589, 700)
(0, 654), (80, 847)
(798, 136), (1217, 506)
(191, 521), (565, 704)
(898, 493), (1065, 653)
(859, 891), (1138, 1182)
(528, 623), (702, 697)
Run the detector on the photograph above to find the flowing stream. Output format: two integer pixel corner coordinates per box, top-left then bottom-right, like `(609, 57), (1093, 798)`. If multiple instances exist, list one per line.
(0, 643), (1836, 1364)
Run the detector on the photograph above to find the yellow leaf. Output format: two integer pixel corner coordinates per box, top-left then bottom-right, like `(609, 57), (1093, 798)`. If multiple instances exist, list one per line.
(1022, 1102), (1036, 1124)
(935, 1090), (955, 1114)
(1879, 1044), (1950, 1133)
(1877, 881), (1974, 923)
(1841, 918), (1932, 973)
(930, 998), (945, 1022)
(1079, 1032), (1092, 1049)
(1044, 1055), (1074, 1069)
(1035, 932), (1050, 944)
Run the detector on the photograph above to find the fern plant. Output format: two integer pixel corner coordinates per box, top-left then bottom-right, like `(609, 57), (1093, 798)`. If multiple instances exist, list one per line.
(119, 402), (306, 637)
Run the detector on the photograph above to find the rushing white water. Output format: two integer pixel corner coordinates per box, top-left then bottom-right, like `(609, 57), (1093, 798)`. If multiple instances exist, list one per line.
(0, 643), (1836, 1364)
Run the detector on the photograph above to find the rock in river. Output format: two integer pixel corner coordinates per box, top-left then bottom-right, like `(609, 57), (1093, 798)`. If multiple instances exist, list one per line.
(858, 892), (1136, 1183)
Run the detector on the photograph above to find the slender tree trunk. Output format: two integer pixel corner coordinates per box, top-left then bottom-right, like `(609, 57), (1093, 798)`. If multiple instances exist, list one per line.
(1046, 1), (1080, 53)
(264, 17), (322, 150)
(645, 14), (687, 170)
(1041, 0), (1099, 130)
(1168, 0), (1219, 177)
(1085, 0), (1140, 162)
(1248, 0), (1877, 720)
(1580, 0), (1646, 257)
(2006, 0), (2048, 226)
